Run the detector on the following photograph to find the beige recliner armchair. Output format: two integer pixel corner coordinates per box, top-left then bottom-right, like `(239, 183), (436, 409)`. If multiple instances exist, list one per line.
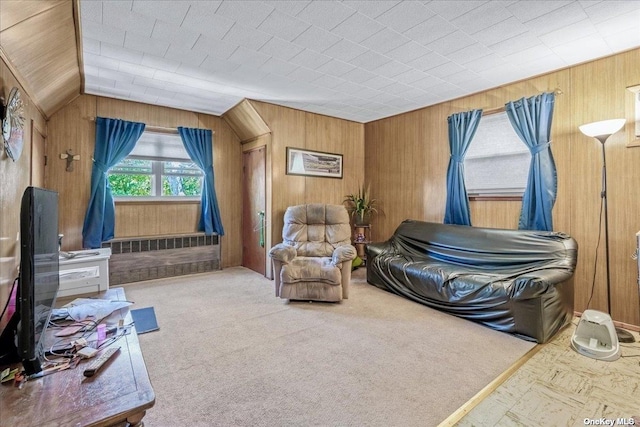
(269, 204), (357, 302)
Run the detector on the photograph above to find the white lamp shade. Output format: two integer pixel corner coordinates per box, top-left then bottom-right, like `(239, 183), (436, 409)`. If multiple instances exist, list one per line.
(579, 119), (626, 138)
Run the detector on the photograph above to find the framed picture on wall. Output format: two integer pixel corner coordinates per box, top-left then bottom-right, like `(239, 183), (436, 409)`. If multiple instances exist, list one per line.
(286, 147), (343, 179)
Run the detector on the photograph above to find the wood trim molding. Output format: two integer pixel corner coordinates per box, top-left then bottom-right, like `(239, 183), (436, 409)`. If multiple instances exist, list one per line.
(73, 0), (85, 95)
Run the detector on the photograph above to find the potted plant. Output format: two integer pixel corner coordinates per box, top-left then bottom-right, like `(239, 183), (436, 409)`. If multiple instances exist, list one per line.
(344, 184), (378, 226)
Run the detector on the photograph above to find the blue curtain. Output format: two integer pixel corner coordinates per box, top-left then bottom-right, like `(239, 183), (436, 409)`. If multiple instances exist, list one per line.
(444, 109), (483, 226)
(505, 92), (556, 231)
(82, 117), (145, 248)
(178, 127), (224, 236)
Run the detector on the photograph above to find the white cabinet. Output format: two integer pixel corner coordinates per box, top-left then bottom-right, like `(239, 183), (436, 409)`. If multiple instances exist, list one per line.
(58, 248), (111, 297)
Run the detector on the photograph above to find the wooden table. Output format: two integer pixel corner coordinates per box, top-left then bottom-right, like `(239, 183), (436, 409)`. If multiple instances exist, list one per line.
(0, 288), (155, 426)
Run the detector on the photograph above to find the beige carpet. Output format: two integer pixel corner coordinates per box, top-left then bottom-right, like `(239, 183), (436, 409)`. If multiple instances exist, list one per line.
(122, 267), (536, 427)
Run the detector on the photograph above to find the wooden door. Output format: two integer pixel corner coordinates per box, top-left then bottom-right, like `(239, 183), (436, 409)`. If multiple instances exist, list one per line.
(30, 121), (46, 187)
(242, 146), (266, 275)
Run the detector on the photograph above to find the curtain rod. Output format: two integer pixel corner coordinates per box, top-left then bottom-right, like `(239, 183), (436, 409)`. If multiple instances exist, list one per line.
(482, 88), (563, 116)
(86, 117), (214, 134)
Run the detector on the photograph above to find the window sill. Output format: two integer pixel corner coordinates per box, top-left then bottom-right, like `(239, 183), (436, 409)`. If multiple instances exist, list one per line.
(115, 198), (201, 205)
(469, 195), (523, 201)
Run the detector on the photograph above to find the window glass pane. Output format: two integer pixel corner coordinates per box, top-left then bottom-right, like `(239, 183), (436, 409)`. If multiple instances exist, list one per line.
(163, 161), (202, 176)
(110, 158), (152, 174)
(464, 112), (530, 196)
(162, 176), (203, 196)
(108, 174), (152, 196)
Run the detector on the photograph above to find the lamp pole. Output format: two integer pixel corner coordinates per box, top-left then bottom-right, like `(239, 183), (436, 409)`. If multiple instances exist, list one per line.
(599, 139), (612, 315)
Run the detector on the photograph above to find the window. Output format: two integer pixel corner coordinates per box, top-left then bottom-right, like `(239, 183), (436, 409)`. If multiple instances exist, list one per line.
(108, 131), (203, 200)
(464, 112), (530, 197)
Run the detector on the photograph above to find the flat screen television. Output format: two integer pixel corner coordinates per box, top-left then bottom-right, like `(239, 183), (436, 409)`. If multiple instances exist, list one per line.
(0, 187), (59, 375)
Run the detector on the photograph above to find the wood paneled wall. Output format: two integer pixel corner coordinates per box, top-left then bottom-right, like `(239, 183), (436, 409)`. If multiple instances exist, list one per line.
(365, 48), (640, 326)
(0, 56), (47, 320)
(250, 102), (365, 251)
(46, 95), (242, 268)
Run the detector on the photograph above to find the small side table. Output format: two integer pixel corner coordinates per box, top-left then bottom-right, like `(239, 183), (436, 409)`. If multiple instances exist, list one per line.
(353, 224), (371, 261)
(58, 248), (111, 297)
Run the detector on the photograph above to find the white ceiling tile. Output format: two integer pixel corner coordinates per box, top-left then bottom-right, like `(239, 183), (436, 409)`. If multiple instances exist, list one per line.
(446, 43), (494, 65)
(181, 3), (233, 40)
(375, 1), (435, 33)
(451, 2), (512, 35)
(539, 19), (598, 48)
(267, 1), (312, 16)
(488, 32), (542, 57)
(118, 61), (156, 78)
(295, 1), (356, 30)
(227, 46), (271, 68)
(258, 10), (311, 41)
(551, 34), (612, 63)
(462, 53), (510, 73)
(192, 36), (239, 60)
(82, 23), (126, 46)
(476, 62), (524, 84)
(131, 0), (191, 25)
(293, 25), (342, 52)
(349, 50), (393, 71)
(445, 69), (483, 86)
(287, 66), (324, 82)
(259, 57), (299, 76)
(523, 2), (589, 35)
(83, 38), (101, 55)
(124, 32), (169, 56)
(394, 69), (431, 85)
(312, 74), (347, 89)
(385, 41), (432, 63)
(80, 0), (103, 23)
(427, 31), (476, 55)
(322, 39), (368, 62)
(595, 12), (640, 37)
(501, 44), (556, 65)
(289, 49), (332, 69)
(85, 74), (117, 88)
(100, 42), (144, 64)
(407, 51), (449, 71)
(115, 81), (148, 94)
(403, 15), (457, 46)
(506, 1), (572, 23)
(603, 26), (640, 51)
(145, 86), (176, 99)
(331, 13), (386, 43)
(360, 28), (411, 54)
(140, 54), (181, 72)
(163, 45), (207, 67)
(151, 20), (200, 49)
(259, 37), (305, 61)
(315, 59), (357, 77)
(425, 1), (488, 20)
(471, 17), (528, 47)
(515, 54), (567, 75)
(584, 0), (640, 23)
(102, 1), (155, 37)
(215, 1), (274, 28)
(363, 75), (396, 90)
(84, 52), (121, 71)
(222, 23), (272, 51)
(342, 1), (402, 19)
(341, 68), (378, 84)
(426, 61), (466, 79)
(371, 60), (412, 78)
(412, 75), (447, 91)
(195, 59), (240, 75)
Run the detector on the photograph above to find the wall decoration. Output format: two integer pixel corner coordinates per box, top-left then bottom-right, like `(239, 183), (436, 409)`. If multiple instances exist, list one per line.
(2, 87), (25, 161)
(286, 147), (343, 179)
(626, 84), (640, 148)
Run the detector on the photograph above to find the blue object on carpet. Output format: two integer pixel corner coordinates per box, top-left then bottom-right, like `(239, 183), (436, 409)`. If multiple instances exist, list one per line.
(130, 307), (159, 334)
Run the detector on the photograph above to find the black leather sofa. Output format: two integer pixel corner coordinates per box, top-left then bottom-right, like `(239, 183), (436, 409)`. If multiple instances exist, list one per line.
(366, 220), (578, 343)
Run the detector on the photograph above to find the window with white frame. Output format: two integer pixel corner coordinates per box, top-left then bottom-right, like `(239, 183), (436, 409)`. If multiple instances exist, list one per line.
(108, 131), (203, 200)
(464, 111), (530, 197)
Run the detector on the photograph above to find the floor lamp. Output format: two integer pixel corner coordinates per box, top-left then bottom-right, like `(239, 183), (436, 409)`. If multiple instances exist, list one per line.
(572, 119), (635, 361)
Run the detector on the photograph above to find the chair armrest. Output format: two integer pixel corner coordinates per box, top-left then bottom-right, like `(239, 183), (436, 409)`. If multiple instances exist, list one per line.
(269, 243), (297, 264)
(332, 245), (357, 266)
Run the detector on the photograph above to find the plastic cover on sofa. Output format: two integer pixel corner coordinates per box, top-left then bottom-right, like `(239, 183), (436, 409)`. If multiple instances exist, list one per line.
(366, 220), (578, 343)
